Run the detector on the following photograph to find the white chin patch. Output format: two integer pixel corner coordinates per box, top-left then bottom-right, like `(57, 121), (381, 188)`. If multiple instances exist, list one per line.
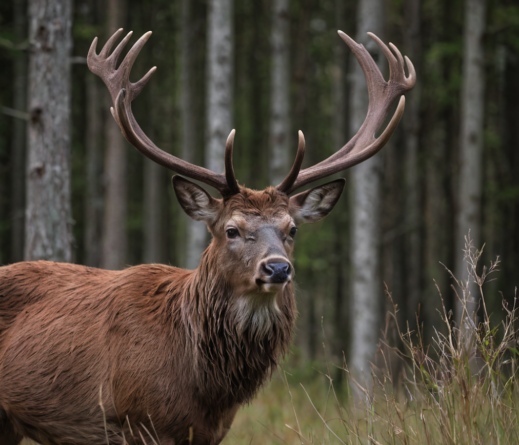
(261, 282), (287, 293)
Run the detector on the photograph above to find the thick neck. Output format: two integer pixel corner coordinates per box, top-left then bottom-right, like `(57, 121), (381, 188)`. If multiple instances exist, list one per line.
(182, 246), (296, 406)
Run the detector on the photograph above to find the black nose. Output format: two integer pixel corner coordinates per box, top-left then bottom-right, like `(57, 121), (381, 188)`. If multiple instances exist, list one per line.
(263, 262), (291, 283)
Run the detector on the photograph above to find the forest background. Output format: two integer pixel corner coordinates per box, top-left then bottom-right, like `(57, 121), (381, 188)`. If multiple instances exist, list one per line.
(1, 0), (519, 441)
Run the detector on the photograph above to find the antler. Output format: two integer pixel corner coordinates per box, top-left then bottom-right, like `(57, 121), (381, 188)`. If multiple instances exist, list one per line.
(277, 31), (416, 195)
(87, 29), (240, 196)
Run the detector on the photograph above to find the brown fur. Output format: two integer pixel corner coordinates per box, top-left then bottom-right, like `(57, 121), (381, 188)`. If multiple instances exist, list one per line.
(0, 182), (344, 445)
(0, 188), (299, 445)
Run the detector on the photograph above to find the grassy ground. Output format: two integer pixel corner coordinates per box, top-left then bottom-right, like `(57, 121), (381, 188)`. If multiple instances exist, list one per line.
(223, 367), (346, 445)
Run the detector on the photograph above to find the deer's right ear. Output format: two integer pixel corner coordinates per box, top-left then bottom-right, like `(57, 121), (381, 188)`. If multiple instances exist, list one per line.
(172, 176), (220, 222)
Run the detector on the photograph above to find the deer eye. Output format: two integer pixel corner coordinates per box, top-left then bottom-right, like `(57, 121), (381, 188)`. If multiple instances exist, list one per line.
(289, 227), (298, 238)
(226, 228), (239, 239)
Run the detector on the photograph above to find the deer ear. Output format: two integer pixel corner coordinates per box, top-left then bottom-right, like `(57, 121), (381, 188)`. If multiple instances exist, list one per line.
(172, 176), (220, 222)
(289, 179), (345, 224)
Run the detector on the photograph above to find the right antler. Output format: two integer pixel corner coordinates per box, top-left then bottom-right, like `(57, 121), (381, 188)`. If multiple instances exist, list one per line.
(87, 29), (240, 196)
(277, 31), (416, 195)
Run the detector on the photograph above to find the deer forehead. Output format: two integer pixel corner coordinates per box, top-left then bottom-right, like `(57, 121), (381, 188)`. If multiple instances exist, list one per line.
(227, 212), (293, 232)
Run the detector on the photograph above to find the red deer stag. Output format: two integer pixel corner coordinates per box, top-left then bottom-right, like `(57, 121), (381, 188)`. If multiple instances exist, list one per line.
(0, 29), (415, 445)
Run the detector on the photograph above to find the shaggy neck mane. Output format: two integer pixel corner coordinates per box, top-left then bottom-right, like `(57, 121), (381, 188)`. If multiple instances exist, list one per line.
(180, 245), (296, 407)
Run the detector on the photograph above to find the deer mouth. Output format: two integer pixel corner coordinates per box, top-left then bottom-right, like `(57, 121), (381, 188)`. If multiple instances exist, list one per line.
(255, 278), (289, 293)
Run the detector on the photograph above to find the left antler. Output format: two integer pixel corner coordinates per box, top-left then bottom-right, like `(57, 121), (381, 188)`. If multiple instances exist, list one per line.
(87, 29), (240, 196)
(277, 31), (416, 195)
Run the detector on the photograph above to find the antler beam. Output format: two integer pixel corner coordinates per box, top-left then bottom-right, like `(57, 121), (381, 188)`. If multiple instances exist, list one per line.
(277, 31), (416, 195)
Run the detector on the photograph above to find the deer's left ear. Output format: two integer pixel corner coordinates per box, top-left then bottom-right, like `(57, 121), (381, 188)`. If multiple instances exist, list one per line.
(172, 175), (220, 223)
(289, 178), (345, 224)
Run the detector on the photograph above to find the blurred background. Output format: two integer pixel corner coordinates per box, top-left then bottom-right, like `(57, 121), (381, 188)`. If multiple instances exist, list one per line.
(0, 0), (519, 377)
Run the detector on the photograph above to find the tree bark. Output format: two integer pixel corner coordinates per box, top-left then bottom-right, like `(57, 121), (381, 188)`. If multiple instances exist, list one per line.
(10, 0), (27, 263)
(182, 0), (207, 269)
(144, 159), (163, 264)
(455, 0), (486, 323)
(332, 0), (348, 361)
(84, 73), (103, 267)
(101, 0), (128, 270)
(206, 0), (233, 175)
(25, 0), (73, 262)
(403, 0), (422, 327)
(268, 0), (290, 185)
(83, 0), (103, 268)
(195, 0), (233, 267)
(349, 0), (384, 380)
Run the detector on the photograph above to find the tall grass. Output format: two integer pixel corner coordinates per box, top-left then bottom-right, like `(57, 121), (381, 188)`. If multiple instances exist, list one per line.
(225, 237), (519, 444)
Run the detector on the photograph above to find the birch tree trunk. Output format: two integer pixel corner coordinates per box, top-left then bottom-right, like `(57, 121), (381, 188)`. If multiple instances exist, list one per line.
(182, 0), (206, 269)
(455, 0), (486, 323)
(10, 0), (27, 263)
(403, 0), (422, 326)
(349, 0), (384, 379)
(195, 0), (233, 266)
(101, 0), (128, 270)
(269, 0), (290, 185)
(206, 0), (233, 175)
(25, 0), (72, 262)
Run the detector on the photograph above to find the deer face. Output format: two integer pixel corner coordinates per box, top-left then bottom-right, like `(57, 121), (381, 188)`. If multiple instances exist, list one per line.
(173, 176), (345, 297)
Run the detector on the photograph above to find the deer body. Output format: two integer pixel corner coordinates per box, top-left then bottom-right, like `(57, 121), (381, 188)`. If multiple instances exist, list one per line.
(0, 230), (294, 444)
(0, 29), (414, 445)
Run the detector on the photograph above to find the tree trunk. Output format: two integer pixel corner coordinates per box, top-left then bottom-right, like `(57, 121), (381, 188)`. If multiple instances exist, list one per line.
(198, 0), (233, 266)
(143, 159), (163, 264)
(83, 0), (103, 268)
(25, 0), (73, 262)
(101, 0), (128, 270)
(84, 74), (103, 267)
(403, 0), (422, 327)
(455, 0), (486, 323)
(332, 0), (348, 361)
(349, 0), (384, 379)
(10, 0), (27, 263)
(268, 0), (290, 185)
(206, 0), (233, 175)
(182, 0), (207, 269)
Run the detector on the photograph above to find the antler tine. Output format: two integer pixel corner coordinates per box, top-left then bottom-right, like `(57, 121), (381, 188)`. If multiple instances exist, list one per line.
(276, 31), (416, 195)
(108, 30), (134, 64)
(99, 28), (125, 58)
(276, 131), (305, 194)
(89, 30), (239, 196)
(224, 130), (240, 195)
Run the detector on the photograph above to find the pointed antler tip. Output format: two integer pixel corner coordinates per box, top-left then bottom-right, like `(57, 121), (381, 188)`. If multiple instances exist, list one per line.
(337, 31), (355, 45)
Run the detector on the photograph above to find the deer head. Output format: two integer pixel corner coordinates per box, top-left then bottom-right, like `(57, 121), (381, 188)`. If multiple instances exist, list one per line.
(87, 29), (415, 299)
